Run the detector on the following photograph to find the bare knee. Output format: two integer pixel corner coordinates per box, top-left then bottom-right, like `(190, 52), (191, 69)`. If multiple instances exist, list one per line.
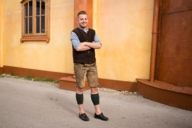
(91, 87), (99, 94)
(76, 87), (84, 94)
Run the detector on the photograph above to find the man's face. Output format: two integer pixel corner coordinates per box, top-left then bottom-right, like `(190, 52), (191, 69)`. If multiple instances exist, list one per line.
(78, 14), (88, 28)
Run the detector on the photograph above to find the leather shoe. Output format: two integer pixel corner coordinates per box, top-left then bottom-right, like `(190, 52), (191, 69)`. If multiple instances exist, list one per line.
(94, 113), (109, 121)
(79, 113), (90, 121)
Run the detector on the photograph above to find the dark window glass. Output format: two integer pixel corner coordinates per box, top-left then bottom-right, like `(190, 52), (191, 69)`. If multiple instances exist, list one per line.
(36, 16), (40, 33)
(24, 3), (28, 16)
(29, 0), (33, 16)
(25, 18), (28, 33)
(41, 1), (45, 15)
(41, 16), (45, 33)
(29, 17), (33, 33)
(36, 0), (40, 15)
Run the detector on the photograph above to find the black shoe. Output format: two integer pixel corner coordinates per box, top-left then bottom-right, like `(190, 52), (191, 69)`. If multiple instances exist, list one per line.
(79, 113), (90, 121)
(94, 113), (109, 121)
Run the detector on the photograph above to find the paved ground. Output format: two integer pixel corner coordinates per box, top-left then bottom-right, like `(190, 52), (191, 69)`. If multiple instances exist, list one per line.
(0, 76), (192, 128)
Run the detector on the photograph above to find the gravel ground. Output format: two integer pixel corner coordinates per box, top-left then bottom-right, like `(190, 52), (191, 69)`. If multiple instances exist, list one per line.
(0, 76), (192, 128)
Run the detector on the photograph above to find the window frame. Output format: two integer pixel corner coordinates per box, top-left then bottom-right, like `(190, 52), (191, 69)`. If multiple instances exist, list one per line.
(21, 0), (50, 43)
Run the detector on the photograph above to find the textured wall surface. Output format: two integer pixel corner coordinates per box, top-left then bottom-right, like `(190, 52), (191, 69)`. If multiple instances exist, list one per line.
(94, 0), (154, 81)
(1, 0), (154, 82)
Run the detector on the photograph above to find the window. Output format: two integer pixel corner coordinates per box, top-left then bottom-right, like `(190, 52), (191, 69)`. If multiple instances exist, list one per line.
(21, 0), (50, 42)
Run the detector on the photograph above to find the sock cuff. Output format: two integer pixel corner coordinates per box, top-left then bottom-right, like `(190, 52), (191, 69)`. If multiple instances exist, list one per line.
(91, 93), (100, 105)
(76, 93), (83, 105)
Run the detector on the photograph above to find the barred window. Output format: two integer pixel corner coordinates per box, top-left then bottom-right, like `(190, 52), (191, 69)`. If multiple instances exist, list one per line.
(21, 0), (50, 42)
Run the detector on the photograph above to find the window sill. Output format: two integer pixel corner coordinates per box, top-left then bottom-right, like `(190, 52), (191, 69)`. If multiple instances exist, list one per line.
(21, 35), (49, 43)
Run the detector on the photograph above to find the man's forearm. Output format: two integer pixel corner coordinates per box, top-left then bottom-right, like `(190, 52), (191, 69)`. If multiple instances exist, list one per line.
(76, 42), (91, 51)
(84, 42), (102, 49)
(76, 42), (102, 51)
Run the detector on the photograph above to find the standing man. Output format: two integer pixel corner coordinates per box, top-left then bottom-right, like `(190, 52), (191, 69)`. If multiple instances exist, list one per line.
(70, 11), (109, 121)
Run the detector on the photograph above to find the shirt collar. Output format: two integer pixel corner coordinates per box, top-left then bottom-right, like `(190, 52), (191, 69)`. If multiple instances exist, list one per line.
(79, 27), (89, 33)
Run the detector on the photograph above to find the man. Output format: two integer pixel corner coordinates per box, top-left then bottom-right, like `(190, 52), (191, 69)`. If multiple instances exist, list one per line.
(70, 11), (109, 121)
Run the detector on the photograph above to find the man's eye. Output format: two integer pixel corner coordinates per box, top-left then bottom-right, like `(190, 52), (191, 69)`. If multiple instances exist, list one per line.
(80, 18), (87, 20)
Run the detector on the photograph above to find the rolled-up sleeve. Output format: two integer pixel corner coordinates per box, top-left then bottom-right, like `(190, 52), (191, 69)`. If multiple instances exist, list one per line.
(71, 31), (101, 50)
(71, 32), (80, 50)
(94, 34), (100, 43)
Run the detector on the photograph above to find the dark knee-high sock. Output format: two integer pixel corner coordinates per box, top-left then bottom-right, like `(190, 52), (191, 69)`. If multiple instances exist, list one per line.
(76, 93), (83, 105)
(91, 93), (100, 105)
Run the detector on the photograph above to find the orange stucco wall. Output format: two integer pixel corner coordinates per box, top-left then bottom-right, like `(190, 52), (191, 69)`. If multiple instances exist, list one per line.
(0, 0), (4, 67)
(2, 0), (74, 73)
(1, 0), (154, 82)
(94, 0), (154, 81)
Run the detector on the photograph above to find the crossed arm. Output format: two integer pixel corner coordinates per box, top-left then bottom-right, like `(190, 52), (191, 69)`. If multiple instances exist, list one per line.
(71, 32), (102, 51)
(76, 42), (102, 51)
